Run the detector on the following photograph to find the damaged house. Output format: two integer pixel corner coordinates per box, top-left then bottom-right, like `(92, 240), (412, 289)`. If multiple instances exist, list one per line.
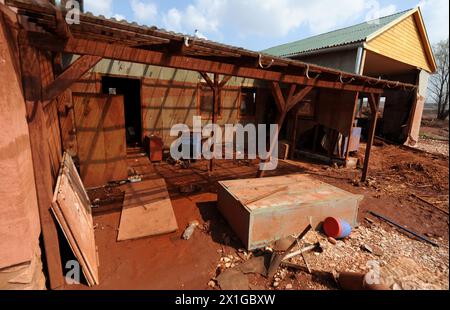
(0, 0), (439, 290)
(264, 8), (436, 147)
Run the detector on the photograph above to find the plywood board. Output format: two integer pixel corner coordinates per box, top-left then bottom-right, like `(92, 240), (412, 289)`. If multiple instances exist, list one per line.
(52, 153), (99, 286)
(118, 178), (178, 241)
(73, 93), (127, 188)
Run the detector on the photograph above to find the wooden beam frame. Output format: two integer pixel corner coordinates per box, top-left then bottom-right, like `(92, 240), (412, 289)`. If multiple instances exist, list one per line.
(258, 83), (313, 177)
(361, 93), (380, 182)
(43, 55), (102, 101)
(19, 44), (64, 289)
(20, 32), (386, 94)
(198, 72), (232, 171)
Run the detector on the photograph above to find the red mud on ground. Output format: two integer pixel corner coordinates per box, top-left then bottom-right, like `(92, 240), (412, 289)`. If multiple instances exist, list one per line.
(66, 143), (449, 290)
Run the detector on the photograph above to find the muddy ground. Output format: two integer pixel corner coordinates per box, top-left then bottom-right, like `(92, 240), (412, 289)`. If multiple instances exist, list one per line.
(69, 135), (449, 290)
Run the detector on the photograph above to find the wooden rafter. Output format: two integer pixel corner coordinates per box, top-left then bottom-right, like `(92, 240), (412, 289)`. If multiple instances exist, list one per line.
(258, 83), (313, 177)
(288, 86), (314, 111)
(219, 75), (232, 88)
(199, 72), (214, 89)
(270, 82), (287, 113)
(43, 55), (102, 101)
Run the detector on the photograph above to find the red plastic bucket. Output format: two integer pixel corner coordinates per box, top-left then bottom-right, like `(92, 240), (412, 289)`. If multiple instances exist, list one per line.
(323, 217), (352, 239)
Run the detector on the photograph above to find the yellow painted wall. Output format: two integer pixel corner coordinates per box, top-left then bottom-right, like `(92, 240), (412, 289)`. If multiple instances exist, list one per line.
(366, 15), (433, 72)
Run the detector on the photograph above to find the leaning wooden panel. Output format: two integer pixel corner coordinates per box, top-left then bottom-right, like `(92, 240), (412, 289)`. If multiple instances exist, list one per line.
(73, 93), (127, 188)
(103, 95), (128, 184)
(217, 174), (362, 250)
(117, 178), (178, 241)
(52, 153), (99, 286)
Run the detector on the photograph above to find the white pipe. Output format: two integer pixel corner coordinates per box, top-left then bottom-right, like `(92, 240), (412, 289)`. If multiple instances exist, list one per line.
(355, 46), (364, 75)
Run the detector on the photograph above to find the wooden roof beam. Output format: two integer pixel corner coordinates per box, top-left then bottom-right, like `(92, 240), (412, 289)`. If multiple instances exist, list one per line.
(20, 31), (387, 94)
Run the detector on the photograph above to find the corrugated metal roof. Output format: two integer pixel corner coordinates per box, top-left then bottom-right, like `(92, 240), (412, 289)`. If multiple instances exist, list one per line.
(262, 9), (413, 57)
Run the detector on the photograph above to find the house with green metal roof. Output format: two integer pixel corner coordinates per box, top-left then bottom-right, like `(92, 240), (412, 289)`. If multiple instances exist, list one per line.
(263, 8), (436, 75)
(264, 7), (437, 145)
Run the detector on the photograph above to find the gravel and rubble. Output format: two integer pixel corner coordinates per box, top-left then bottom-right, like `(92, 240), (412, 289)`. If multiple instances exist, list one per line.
(415, 138), (449, 157)
(211, 222), (449, 291)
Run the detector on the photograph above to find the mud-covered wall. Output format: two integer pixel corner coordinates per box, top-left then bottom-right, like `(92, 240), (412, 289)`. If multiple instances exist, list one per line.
(0, 11), (45, 289)
(65, 59), (270, 150)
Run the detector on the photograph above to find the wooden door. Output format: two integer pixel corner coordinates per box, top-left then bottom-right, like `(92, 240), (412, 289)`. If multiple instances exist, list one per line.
(73, 93), (127, 188)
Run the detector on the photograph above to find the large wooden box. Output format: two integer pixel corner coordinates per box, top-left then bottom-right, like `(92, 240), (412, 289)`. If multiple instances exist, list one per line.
(217, 174), (362, 250)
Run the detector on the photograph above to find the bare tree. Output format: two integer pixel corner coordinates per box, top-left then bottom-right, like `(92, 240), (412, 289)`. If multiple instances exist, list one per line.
(429, 39), (449, 120)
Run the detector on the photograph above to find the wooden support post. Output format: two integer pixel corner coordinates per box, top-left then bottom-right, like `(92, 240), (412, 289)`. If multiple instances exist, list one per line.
(199, 72), (231, 172)
(290, 111), (299, 159)
(361, 94), (380, 182)
(210, 73), (219, 172)
(258, 83), (313, 177)
(20, 45), (64, 289)
(345, 92), (360, 162)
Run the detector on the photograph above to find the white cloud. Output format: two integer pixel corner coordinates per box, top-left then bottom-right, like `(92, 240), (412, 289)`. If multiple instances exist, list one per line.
(112, 14), (126, 21)
(84, 0), (113, 17)
(419, 0), (449, 43)
(130, 0), (158, 24)
(162, 8), (182, 32)
(161, 0), (397, 39)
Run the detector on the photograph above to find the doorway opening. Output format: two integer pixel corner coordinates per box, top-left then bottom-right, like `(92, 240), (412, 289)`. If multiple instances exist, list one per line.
(101, 76), (142, 147)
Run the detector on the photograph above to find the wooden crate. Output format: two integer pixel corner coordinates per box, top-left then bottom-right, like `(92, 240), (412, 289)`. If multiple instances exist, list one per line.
(217, 174), (362, 250)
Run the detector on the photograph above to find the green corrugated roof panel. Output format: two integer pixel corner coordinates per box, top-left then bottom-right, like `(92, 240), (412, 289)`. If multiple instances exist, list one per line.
(263, 9), (413, 57)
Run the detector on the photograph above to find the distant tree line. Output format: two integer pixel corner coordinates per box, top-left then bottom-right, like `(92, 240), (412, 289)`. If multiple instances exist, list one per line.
(429, 39), (449, 120)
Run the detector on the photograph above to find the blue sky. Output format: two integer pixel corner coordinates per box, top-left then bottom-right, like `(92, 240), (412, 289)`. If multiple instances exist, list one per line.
(83, 0), (449, 51)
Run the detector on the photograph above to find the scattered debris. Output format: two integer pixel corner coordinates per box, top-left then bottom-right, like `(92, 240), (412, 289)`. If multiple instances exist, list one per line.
(301, 253), (312, 274)
(327, 237), (337, 245)
(128, 175), (142, 183)
(267, 224), (312, 279)
(273, 236), (296, 252)
(285, 283), (293, 290)
(238, 255), (269, 276)
(360, 244), (373, 254)
(411, 193), (449, 215)
(208, 280), (216, 288)
(284, 242), (323, 260)
(337, 272), (389, 290)
(369, 211), (439, 247)
(216, 268), (249, 290)
(365, 217), (375, 224)
(182, 220), (200, 240)
(323, 217), (352, 239)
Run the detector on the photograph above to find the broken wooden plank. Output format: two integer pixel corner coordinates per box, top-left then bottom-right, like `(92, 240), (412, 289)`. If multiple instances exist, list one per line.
(52, 153), (99, 286)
